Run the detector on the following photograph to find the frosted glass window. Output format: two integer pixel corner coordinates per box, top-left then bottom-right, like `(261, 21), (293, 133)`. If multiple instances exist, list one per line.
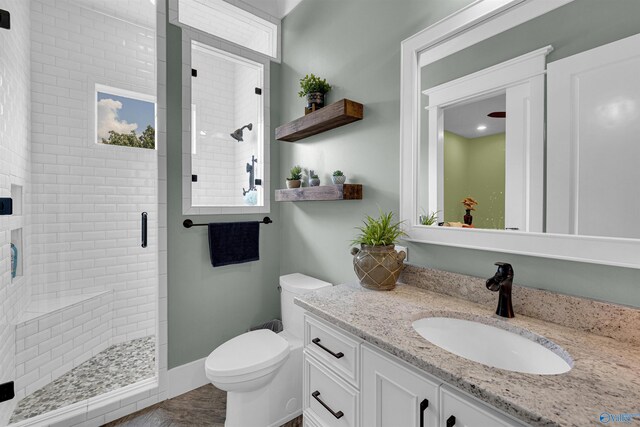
(178, 0), (278, 59)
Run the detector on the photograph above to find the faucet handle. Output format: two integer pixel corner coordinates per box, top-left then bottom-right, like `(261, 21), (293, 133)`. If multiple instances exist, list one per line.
(494, 262), (514, 277)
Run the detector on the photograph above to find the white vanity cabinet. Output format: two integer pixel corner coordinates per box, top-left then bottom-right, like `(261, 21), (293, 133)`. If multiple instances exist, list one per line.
(361, 345), (439, 427)
(439, 385), (523, 427)
(303, 313), (527, 427)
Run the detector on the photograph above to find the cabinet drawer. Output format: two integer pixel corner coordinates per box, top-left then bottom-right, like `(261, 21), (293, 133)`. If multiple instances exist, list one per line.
(304, 314), (361, 386)
(304, 354), (359, 427)
(440, 385), (526, 427)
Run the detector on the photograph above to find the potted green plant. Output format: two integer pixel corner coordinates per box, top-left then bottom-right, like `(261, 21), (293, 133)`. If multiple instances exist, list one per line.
(298, 73), (332, 111)
(419, 209), (439, 226)
(350, 211), (407, 291)
(286, 165), (303, 189)
(309, 170), (320, 187)
(331, 170), (346, 185)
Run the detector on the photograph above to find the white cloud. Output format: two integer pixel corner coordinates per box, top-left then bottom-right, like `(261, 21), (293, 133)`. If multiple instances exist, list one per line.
(97, 98), (138, 141)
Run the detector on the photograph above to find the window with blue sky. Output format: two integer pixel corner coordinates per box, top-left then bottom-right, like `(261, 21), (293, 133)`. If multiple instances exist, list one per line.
(97, 90), (156, 149)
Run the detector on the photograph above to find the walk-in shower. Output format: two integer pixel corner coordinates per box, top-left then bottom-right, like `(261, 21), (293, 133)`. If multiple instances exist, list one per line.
(0, 0), (159, 425)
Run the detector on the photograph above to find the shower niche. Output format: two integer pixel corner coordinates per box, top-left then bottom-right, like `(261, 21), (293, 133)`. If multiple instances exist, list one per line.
(184, 40), (270, 214)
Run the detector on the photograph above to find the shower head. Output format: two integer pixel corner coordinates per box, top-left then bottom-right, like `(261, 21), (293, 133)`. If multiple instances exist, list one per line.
(230, 123), (253, 142)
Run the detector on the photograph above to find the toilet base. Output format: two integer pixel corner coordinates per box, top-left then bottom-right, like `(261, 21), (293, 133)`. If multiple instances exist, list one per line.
(223, 337), (303, 427)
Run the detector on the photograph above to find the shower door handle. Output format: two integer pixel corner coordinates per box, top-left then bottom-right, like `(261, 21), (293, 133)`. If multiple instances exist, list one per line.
(141, 212), (148, 248)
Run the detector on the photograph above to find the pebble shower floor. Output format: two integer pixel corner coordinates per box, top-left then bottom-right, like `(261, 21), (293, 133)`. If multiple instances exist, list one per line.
(9, 336), (155, 423)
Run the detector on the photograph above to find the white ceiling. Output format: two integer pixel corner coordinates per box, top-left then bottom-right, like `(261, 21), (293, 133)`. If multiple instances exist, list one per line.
(444, 94), (506, 139)
(237, 0), (304, 19)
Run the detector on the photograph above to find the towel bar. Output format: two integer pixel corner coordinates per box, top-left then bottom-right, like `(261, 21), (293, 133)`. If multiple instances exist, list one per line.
(183, 217), (272, 228)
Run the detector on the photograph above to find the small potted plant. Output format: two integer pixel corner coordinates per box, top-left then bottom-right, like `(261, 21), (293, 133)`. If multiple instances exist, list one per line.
(419, 210), (439, 226)
(331, 170), (346, 185)
(286, 165), (303, 189)
(350, 211), (407, 291)
(309, 170), (320, 187)
(298, 73), (332, 111)
(461, 197), (478, 225)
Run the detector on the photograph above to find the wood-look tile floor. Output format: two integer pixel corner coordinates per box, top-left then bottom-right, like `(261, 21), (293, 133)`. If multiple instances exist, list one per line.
(103, 384), (303, 427)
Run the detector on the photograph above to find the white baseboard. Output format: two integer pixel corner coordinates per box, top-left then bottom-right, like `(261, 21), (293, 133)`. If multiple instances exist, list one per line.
(168, 357), (209, 399)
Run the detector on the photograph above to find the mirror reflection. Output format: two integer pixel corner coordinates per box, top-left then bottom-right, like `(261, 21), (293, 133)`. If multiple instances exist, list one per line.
(441, 94), (505, 230)
(418, 0), (640, 239)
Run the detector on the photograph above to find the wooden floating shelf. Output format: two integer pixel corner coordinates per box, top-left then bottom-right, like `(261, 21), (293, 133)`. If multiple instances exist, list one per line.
(275, 99), (364, 142)
(275, 184), (363, 202)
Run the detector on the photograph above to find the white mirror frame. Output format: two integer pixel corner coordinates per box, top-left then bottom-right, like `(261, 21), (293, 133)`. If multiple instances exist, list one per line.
(400, 0), (640, 269)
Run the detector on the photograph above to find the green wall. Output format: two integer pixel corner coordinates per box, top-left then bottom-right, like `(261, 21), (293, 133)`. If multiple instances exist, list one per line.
(443, 131), (468, 225)
(166, 0), (640, 369)
(166, 22), (283, 368)
(277, 0), (474, 285)
(277, 0), (640, 308)
(443, 131), (505, 229)
(422, 0), (640, 89)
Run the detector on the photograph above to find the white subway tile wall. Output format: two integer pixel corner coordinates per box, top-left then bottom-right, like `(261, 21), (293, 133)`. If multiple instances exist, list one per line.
(191, 48), (238, 206)
(0, 0), (32, 424)
(191, 46), (263, 207)
(13, 292), (113, 401)
(29, 0), (157, 348)
(0, 0), (168, 424)
(178, 0), (276, 58)
(234, 62), (261, 204)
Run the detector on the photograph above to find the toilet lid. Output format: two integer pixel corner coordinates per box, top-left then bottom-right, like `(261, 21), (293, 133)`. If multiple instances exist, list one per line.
(205, 329), (289, 377)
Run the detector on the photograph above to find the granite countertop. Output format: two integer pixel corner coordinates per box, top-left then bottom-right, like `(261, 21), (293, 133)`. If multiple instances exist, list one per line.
(295, 282), (640, 426)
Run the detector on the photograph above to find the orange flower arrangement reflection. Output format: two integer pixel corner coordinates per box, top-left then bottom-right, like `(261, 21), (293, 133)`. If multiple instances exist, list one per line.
(461, 197), (479, 211)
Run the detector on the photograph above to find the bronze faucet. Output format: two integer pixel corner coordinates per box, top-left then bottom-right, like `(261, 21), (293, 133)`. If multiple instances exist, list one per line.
(486, 262), (515, 318)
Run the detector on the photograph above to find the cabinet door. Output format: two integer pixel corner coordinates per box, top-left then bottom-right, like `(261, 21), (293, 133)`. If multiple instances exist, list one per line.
(440, 385), (524, 427)
(362, 345), (440, 427)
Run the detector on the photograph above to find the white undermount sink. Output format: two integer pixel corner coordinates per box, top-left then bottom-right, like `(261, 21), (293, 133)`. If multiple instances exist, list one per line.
(412, 316), (572, 375)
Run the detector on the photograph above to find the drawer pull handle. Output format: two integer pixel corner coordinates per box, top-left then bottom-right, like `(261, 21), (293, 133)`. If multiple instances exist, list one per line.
(312, 338), (344, 359)
(447, 415), (456, 427)
(312, 390), (344, 419)
(419, 398), (429, 427)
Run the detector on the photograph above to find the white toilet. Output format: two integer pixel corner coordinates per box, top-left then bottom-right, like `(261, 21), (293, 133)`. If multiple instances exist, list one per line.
(205, 273), (332, 427)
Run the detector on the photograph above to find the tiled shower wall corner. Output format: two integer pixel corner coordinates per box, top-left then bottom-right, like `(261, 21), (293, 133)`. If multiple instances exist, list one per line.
(13, 292), (113, 402)
(0, 0), (32, 424)
(29, 0), (157, 345)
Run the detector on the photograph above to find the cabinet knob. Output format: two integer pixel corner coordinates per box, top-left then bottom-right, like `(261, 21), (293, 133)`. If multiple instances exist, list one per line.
(447, 415), (456, 427)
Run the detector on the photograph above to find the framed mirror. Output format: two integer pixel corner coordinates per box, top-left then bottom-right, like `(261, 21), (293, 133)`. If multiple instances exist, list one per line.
(400, 0), (640, 268)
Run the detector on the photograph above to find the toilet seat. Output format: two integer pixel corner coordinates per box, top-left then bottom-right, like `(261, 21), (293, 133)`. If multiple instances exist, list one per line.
(205, 329), (289, 381)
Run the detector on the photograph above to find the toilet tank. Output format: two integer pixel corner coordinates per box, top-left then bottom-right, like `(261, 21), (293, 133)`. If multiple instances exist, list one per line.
(280, 273), (332, 340)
